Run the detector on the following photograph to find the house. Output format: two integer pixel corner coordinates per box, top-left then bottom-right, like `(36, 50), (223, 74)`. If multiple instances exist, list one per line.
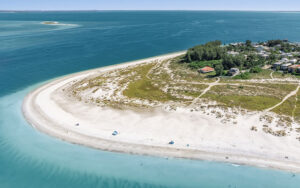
(258, 52), (269, 58)
(289, 59), (298, 64)
(281, 63), (292, 71)
(227, 51), (239, 56)
(272, 62), (283, 69)
(281, 53), (293, 58)
(288, 64), (300, 73)
(199, 66), (215, 73)
(229, 68), (240, 76)
(281, 58), (289, 62)
(254, 45), (266, 52)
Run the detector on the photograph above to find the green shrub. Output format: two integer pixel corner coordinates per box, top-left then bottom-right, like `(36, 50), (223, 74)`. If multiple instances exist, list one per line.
(188, 60), (222, 69)
(250, 66), (262, 73)
(233, 72), (250, 80)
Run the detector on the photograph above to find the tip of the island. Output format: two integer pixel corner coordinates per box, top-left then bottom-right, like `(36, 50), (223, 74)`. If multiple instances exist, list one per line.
(23, 40), (300, 173)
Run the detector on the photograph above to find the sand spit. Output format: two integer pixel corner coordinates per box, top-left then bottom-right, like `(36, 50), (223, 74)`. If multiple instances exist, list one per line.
(23, 51), (300, 173)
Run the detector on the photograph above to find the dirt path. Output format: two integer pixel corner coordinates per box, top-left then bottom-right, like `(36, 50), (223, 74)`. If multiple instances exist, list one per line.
(162, 60), (176, 80)
(146, 60), (161, 79)
(189, 78), (220, 106)
(292, 92), (298, 121)
(270, 71), (274, 79)
(265, 84), (300, 112)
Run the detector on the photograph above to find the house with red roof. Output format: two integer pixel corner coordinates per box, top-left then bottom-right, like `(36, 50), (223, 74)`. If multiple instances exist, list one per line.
(198, 66), (215, 73)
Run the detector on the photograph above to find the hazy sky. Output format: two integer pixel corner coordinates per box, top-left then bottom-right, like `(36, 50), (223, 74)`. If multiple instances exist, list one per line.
(1, 0), (300, 11)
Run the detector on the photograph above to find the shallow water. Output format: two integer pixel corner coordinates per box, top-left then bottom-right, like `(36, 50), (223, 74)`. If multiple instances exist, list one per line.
(1, 11), (300, 187)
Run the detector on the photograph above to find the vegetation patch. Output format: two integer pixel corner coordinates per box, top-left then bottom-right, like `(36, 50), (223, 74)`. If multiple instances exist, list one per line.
(249, 69), (272, 79)
(188, 60), (222, 69)
(293, 91), (300, 123)
(123, 63), (178, 102)
(203, 94), (280, 111)
(272, 96), (296, 117)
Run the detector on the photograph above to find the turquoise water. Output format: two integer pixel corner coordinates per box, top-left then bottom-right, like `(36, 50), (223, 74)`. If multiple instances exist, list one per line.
(1, 11), (300, 187)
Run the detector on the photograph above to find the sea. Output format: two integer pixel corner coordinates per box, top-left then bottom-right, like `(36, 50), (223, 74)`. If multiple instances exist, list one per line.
(0, 11), (300, 188)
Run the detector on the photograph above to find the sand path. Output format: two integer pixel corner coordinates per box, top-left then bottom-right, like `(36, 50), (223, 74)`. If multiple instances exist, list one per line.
(189, 78), (220, 106)
(265, 84), (300, 112)
(270, 71), (274, 79)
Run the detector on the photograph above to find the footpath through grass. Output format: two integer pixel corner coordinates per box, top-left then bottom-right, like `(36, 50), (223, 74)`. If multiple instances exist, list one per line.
(123, 63), (178, 102)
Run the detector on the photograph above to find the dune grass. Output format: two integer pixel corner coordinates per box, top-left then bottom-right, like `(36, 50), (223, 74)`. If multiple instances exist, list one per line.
(249, 69), (273, 79)
(271, 96), (296, 117)
(202, 83), (296, 111)
(123, 63), (178, 102)
(203, 94), (280, 111)
(292, 91), (300, 122)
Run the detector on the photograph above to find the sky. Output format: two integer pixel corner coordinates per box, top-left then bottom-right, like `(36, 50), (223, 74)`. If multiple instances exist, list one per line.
(1, 0), (300, 11)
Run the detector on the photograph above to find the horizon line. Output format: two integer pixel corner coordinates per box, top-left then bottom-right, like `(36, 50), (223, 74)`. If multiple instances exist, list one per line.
(1, 9), (300, 12)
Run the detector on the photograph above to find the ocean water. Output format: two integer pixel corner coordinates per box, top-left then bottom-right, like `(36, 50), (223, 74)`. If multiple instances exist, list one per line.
(1, 11), (300, 187)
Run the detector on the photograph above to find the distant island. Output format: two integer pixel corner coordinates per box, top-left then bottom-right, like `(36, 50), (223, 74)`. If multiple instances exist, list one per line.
(41, 21), (60, 25)
(23, 40), (300, 172)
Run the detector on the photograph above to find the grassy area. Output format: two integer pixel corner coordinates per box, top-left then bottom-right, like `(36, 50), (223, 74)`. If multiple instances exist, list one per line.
(233, 72), (251, 80)
(272, 95), (296, 117)
(124, 79), (177, 102)
(203, 94), (280, 111)
(123, 63), (178, 102)
(168, 83), (208, 98)
(202, 83), (296, 111)
(272, 71), (297, 79)
(249, 69), (273, 79)
(292, 91), (300, 122)
(257, 83), (297, 99)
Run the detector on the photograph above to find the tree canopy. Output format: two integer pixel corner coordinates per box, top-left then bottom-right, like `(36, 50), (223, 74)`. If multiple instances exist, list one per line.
(185, 40), (224, 62)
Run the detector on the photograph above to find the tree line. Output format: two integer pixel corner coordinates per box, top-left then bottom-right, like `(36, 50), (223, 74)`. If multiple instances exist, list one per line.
(184, 40), (267, 76)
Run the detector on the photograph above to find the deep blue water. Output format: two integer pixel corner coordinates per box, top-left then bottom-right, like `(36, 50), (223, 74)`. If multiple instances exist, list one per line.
(1, 11), (300, 187)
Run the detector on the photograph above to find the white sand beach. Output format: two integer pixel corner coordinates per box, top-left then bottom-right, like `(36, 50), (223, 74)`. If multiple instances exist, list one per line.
(23, 51), (300, 173)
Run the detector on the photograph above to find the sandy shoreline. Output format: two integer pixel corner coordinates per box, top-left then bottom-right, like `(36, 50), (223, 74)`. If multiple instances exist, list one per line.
(22, 51), (300, 173)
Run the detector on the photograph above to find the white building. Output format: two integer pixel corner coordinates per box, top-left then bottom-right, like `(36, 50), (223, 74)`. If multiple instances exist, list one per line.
(289, 59), (298, 64)
(281, 58), (289, 63)
(227, 51), (239, 56)
(272, 62), (283, 69)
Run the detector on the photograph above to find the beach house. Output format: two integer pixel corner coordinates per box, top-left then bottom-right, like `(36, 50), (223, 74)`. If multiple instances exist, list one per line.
(272, 62), (283, 69)
(227, 51), (239, 56)
(288, 64), (300, 73)
(281, 58), (289, 63)
(281, 63), (292, 71)
(199, 66), (215, 73)
(289, 59), (298, 64)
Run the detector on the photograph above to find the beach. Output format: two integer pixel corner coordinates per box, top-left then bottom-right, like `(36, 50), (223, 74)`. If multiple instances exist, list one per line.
(22, 51), (300, 173)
